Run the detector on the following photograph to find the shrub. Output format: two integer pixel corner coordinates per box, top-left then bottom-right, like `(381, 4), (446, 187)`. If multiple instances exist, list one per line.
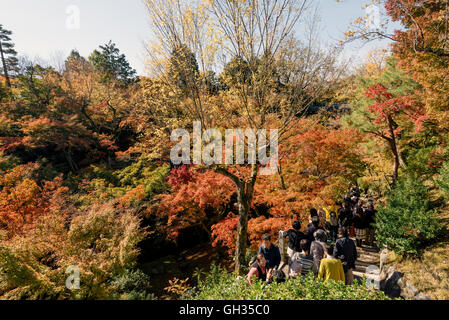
(436, 160), (449, 199)
(0, 201), (148, 300)
(183, 264), (389, 300)
(109, 269), (156, 300)
(375, 175), (441, 256)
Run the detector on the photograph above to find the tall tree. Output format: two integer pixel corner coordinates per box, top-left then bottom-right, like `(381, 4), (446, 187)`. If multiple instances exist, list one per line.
(89, 41), (137, 86)
(343, 0), (449, 130)
(0, 25), (18, 87)
(344, 58), (424, 185)
(144, 0), (344, 274)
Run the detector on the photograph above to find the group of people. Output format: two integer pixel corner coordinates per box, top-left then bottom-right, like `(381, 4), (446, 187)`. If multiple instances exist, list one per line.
(247, 196), (377, 286)
(338, 187), (377, 247)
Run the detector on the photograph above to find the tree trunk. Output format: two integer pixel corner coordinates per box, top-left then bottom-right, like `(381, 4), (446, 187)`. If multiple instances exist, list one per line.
(387, 116), (406, 186)
(0, 41), (11, 87)
(64, 148), (79, 173)
(277, 161), (286, 190)
(391, 142), (400, 185)
(214, 165), (257, 275)
(234, 182), (251, 275)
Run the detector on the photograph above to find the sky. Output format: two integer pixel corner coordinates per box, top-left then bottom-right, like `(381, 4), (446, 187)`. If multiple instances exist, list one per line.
(0, 0), (392, 75)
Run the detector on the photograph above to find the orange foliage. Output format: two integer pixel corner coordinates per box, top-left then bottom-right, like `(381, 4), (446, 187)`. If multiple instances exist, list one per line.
(0, 163), (70, 238)
(211, 119), (364, 256)
(152, 166), (235, 241)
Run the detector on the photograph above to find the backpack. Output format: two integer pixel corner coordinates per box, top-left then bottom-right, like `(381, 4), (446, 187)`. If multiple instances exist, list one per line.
(289, 253), (303, 278)
(273, 269), (286, 283)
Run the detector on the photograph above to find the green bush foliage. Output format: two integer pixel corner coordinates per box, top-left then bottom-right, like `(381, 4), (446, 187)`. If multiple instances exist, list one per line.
(436, 160), (449, 199)
(375, 175), (441, 256)
(183, 265), (389, 300)
(109, 269), (156, 300)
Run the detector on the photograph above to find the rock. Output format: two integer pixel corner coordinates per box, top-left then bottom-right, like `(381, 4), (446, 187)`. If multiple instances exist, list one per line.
(406, 282), (419, 297)
(378, 249), (433, 300)
(415, 293), (432, 300)
(381, 267), (403, 298)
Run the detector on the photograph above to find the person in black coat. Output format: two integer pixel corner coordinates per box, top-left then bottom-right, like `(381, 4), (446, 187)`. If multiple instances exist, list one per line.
(337, 202), (352, 229)
(364, 202), (376, 246)
(334, 227), (358, 285)
(352, 200), (366, 247)
(280, 221), (306, 259)
(306, 216), (324, 241)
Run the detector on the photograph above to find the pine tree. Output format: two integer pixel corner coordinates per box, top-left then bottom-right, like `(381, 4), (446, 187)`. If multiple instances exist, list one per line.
(375, 174), (441, 256)
(0, 25), (18, 87)
(88, 41), (137, 86)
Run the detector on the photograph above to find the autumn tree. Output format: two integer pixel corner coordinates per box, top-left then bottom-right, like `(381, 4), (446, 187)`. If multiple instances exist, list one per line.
(57, 47), (141, 167)
(143, 0), (346, 274)
(0, 47), (140, 172)
(0, 162), (69, 238)
(344, 58), (424, 185)
(343, 0), (449, 129)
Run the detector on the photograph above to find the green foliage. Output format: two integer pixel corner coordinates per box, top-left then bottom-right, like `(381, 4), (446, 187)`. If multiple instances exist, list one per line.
(404, 145), (440, 180)
(436, 160), (449, 199)
(109, 269), (156, 300)
(220, 56), (251, 89)
(375, 175), (441, 256)
(0, 152), (21, 171)
(184, 264), (389, 300)
(16, 64), (59, 108)
(89, 41), (137, 86)
(167, 44), (200, 93)
(76, 160), (170, 207)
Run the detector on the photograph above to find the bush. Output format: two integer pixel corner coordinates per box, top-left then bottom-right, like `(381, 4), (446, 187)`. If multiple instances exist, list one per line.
(0, 201), (148, 300)
(436, 160), (449, 199)
(109, 269), (156, 300)
(183, 264), (389, 300)
(375, 175), (441, 256)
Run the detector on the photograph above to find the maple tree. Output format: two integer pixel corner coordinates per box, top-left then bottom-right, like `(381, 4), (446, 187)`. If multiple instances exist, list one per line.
(344, 58), (425, 185)
(0, 162), (69, 238)
(343, 0), (449, 130)
(143, 0), (344, 274)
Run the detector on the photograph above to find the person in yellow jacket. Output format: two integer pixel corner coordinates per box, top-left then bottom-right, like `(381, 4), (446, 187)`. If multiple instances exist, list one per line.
(323, 205), (338, 222)
(318, 244), (345, 283)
